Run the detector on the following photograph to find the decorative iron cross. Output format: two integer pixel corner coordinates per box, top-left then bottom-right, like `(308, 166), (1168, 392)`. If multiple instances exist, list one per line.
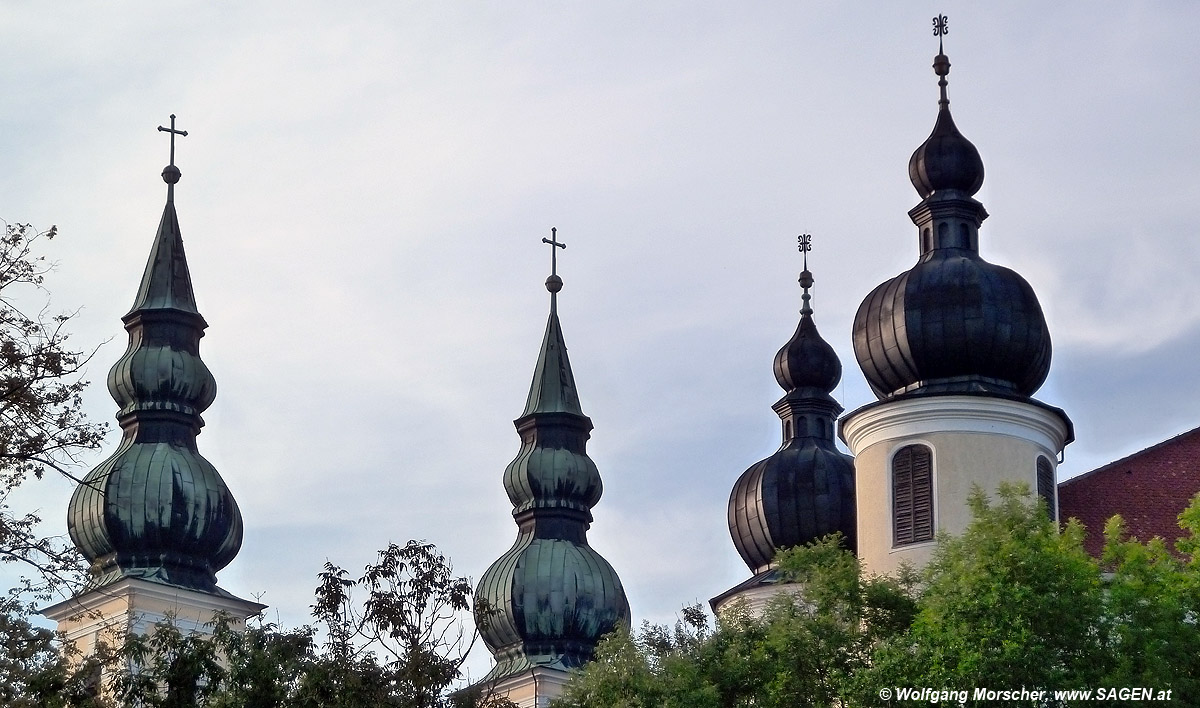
(933, 14), (948, 53)
(157, 114), (188, 167)
(542, 227), (566, 276)
(798, 233), (812, 270)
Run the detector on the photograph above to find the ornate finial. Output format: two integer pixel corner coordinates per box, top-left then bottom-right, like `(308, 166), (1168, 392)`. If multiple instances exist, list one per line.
(797, 234), (814, 317)
(930, 16), (952, 108)
(157, 114), (188, 193)
(933, 14), (948, 54)
(542, 227), (566, 296)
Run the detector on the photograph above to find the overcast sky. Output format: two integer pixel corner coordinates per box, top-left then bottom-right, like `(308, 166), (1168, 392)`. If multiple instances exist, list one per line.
(4, 2), (1199, 683)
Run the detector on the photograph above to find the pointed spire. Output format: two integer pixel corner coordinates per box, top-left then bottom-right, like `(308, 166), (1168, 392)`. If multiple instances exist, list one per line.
(933, 14), (951, 109)
(128, 115), (200, 316)
(798, 232), (813, 317)
(523, 228), (583, 416)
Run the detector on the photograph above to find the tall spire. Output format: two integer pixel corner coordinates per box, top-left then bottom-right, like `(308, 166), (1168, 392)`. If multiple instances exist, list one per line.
(475, 230), (629, 685)
(127, 116), (199, 316)
(67, 117), (243, 594)
(522, 228), (583, 416)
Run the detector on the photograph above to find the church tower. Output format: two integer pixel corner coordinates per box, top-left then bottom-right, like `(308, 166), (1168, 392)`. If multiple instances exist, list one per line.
(473, 231), (630, 708)
(713, 239), (856, 615)
(44, 117), (263, 656)
(840, 23), (1073, 576)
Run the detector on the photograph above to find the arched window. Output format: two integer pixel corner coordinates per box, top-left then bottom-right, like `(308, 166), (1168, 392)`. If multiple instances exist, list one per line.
(893, 444), (934, 546)
(1037, 456), (1056, 521)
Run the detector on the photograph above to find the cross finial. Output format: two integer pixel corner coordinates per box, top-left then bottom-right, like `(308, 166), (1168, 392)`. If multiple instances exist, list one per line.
(157, 114), (188, 195)
(797, 234), (814, 317)
(541, 227), (567, 302)
(158, 114), (188, 168)
(542, 227), (566, 277)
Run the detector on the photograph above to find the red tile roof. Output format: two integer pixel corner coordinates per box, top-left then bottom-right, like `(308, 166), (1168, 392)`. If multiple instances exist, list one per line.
(1058, 425), (1200, 558)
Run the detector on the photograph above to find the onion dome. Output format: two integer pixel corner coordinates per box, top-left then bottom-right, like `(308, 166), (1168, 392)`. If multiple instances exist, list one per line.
(728, 244), (856, 574)
(67, 122), (243, 594)
(475, 231), (629, 682)
(908, 52), (984, 198)
(852, 44), (1051, 400)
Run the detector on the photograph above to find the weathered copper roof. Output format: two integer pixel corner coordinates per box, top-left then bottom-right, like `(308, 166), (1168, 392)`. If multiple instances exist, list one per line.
(67, 149), (243, 594)
(728, 257), (856, 573)
(475, 252), (629, 683)
(852, 47), (1052, 400)
(521, 287), (584, 417)
(125, 198), (201, 317)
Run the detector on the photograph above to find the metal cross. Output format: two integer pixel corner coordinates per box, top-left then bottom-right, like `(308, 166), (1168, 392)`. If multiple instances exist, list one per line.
(798, 233), (812, 270)
(157, 114), (188, 167)
(932, 14), (948, 54)
(542, 227), (566, 276)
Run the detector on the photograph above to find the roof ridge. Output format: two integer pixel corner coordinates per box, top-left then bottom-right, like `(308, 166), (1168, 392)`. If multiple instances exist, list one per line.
(1059, 423), (1200, 488)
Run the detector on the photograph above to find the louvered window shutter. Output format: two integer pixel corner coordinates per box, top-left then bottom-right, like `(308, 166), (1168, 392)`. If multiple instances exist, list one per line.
(893, 445), (934, 546)
(1037, 456), (1056, 521)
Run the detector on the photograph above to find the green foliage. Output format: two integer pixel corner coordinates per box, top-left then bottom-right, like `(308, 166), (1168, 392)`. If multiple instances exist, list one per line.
(561, 486), (1200, 708)
(556, 535), (916, 708)
(863, 483), (1110, 703)
(95, 541), (506, 708)
(1100, 497), (1200, 697)
(0, 598), (108, 708)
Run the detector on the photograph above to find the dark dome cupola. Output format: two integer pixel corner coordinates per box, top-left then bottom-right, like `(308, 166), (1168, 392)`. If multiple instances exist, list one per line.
(728, 238), (856, 574)
(852, 29), (1052, 400)
(907, 49), (984, 199)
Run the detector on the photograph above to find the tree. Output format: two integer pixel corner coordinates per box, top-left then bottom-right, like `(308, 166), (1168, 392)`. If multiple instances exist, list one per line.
(102, 540), (512, 708)
(554, 536), (916, 708)
(1100, 499), (1200, 697)
(0, 222), (107, 705)
(558, 486), (1200, 708)
(0, 221), (105, 600)
(0, 595), (109, 708)
(862, 484), (1112, 703)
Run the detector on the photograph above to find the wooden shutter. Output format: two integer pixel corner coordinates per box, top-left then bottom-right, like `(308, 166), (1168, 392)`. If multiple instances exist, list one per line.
(893, 445), (934, 546)
(1037, 456), (1056, 521)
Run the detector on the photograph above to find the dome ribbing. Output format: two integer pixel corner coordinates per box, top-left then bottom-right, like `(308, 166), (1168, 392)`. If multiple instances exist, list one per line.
(475, 233), (629, 682)
(728, 249), (856, 573)
(852, 45), (1052, 400)
(67, 140), (243, 594)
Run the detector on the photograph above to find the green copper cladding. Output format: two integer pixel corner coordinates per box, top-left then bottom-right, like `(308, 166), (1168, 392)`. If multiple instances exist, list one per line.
(521, 294), (585, 417)
(475, 244), (629, 682)
(67, 150), (243, 594)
